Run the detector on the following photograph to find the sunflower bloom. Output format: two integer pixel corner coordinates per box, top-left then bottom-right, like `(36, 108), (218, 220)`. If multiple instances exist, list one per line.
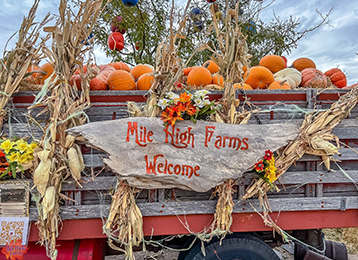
(1, 140), (13, 154)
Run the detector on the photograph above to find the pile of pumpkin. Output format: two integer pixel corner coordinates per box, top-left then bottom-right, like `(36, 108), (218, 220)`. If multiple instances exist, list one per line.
(25, 61), (157, 91)
(183, 55), (351, 90)
(25, 55), (353, 91)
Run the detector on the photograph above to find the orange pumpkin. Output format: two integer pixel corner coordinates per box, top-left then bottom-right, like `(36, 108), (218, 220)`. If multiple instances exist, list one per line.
(212, 74), (224, 87)
(34, 63), (54, 84)
(130, 64), (153, 81)
(203, 60), (220, 74)
(268, 80), (291, 90)
(183, 66), (197, 76)
(109, 62), (130, 72)
(137, 73), (155, 90)
(301, 68), (327, 88)
(108, 70), (136, 90)
(292, 58), (316, 72)
(259, 55), (285, 74)
(97, 65), (116, 84)
(242, 66), (248, 73)
(90, 77), (108, 90)
(233, 82), (253, 90)
(244, 66), (274, 89)
(70, 74), (82, 90)
(324, 68), (347, 88)
(26, 63), (40, 83)
(74, 64), (88, 75)
(187, 67), (212, 87)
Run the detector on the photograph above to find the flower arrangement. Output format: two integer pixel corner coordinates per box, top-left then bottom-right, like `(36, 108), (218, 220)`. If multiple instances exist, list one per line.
(158, 90), (218, 126)
(0, 138), (38, 179)
(254, 150), (277, 184)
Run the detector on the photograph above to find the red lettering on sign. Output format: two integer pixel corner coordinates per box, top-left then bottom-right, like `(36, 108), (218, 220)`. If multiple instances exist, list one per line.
(163, 125), (195, 149)
(204, 126), (215, 147)
(126, 122), (154, 147)
(144, 154), (200, 178)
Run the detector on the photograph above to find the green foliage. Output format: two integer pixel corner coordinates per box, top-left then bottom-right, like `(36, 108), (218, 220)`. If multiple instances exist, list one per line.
(93, 0), (328, 67)
(94, 0), (170, 66)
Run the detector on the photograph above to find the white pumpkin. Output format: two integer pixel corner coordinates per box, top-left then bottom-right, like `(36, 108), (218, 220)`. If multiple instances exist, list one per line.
(274, 68), (302, 89)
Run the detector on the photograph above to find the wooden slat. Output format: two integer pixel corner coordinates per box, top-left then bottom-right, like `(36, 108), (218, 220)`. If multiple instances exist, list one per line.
(28, 195), (358, 221)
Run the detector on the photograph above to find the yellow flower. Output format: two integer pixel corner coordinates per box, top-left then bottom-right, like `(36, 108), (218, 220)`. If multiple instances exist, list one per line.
(26, 153), (34, 161)
(18, 153), (29, 164)
(0, 140), (13, 154)
(7, 152), (18, 163)
(28, 141), (38, 150)
(15, 139), (28, 153)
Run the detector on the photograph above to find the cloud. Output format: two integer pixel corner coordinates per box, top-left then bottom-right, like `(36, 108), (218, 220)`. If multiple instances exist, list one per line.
(260, 0), (357, 85)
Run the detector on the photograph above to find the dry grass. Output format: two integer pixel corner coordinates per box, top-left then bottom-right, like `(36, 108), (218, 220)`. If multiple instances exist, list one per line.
(323, 228), (358, 254)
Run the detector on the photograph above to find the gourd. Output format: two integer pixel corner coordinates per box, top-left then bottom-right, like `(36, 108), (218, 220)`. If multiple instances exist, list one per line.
(259, 55), (285, 74)
(203, 60), (220, 74)
(108, 70), (136, 90)
(274, 68), (301, 89)
(324, 68), (347, 88)
(187, 67), (212, 87)
(108, 62), (130, 72)
(301, 68), (327, 88)
(244, 66), (274, 89)
(292, 57), (316, 71)
(268, 81), (290, 90)
(233, 83), (253, 90)
(130, 64), (153, 81)
(137, 73), (155, 90)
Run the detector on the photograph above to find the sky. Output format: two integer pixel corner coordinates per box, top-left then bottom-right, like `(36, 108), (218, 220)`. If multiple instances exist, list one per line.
(0, 0), (357, 85)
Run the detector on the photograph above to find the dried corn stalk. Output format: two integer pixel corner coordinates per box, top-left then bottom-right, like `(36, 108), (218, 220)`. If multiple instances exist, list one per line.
(0, 0), (50, 131)
(104, 181), (144, 258)
(207, 1), (254, 237)
(27, 0), (105, 258)
(243, 86), (358, 200)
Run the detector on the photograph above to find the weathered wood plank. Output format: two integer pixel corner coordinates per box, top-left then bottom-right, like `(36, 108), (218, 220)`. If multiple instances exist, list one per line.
(28, 195), (358, 221)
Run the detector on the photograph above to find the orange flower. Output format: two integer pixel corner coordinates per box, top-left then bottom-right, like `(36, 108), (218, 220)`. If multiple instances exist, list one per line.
(254, 160), (264, 172)
(179, 92), (192, 104)
(161, 105), (184, 126)
(183, 103), (197, 116)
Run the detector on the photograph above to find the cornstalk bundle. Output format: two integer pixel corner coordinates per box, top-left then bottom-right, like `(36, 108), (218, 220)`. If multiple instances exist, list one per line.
(104, 181), (143, 259)
(207, 1), (253, 237)
(0, 0), (50, 131)
(28, 0), (104, 258)
(243, 86), (358, 200)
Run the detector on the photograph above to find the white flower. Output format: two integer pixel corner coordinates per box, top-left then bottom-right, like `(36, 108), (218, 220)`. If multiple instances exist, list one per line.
(194, 90), (210, 99)
(158, 98), (171, 109)
(194, 98), (205, 108)
(166, 92), (180, 100)
(203, 99), (211, 106)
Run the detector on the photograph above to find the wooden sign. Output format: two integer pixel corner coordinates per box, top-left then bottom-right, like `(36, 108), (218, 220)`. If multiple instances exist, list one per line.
(69, 118), (299, 192)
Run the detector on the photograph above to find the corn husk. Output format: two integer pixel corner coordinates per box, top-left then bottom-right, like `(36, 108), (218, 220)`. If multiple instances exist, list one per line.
(67, 146), (84, 181)
(42, 186), (56, 220)
(33, 150), (52, 196)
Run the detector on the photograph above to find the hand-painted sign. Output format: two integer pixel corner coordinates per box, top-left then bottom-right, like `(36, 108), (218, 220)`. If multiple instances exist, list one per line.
(69, 118), (299, 192)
